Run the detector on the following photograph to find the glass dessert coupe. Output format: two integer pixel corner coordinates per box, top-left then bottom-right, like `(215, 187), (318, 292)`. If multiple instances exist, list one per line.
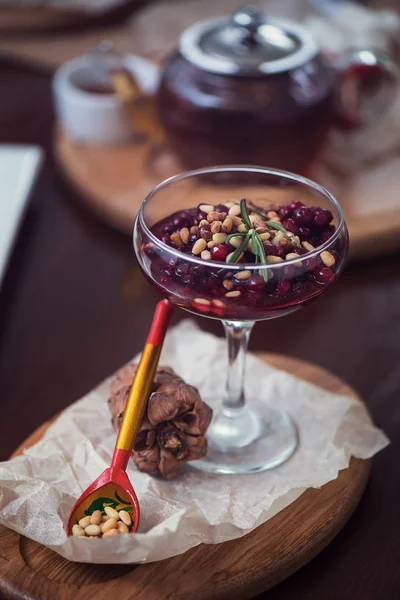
(134, 166), (348, 474)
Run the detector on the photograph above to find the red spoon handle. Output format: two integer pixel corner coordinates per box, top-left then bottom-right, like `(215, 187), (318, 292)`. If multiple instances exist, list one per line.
(146, 299), (171, 347)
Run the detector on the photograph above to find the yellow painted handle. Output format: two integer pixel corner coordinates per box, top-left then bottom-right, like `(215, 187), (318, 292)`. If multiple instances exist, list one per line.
(115, 344), (161, 451)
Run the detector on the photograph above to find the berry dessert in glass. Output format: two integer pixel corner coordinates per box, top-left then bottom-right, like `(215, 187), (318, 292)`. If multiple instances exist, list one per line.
(134, 166), (348, 474)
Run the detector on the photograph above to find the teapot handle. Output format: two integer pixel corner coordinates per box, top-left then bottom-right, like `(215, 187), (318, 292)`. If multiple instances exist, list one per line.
(330, 47), (398, 130)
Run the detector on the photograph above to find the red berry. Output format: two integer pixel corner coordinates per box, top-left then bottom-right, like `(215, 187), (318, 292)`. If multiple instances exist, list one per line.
(298, 228), (311, 241)
(279, 205), (293, 219)
(247, 275), (266, 292)
(313, 209), (329, 228)
(293, 206), (313, 226)
(282, 265), (296, 279)
(276, 280), (291, 296)
(211, 244), (229, 261)
(303, 257), (320, 272)
(289, 200), (304, 211)
(316, 267), (334, 283)
(281, 218), (298, 234)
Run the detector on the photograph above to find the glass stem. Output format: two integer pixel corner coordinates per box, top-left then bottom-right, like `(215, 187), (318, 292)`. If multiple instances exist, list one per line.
(222, 320), (255, 412)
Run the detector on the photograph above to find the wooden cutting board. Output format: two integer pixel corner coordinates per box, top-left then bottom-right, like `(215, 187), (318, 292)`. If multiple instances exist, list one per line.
(0, 354), (371, 600)
(54, 129), (400, 261)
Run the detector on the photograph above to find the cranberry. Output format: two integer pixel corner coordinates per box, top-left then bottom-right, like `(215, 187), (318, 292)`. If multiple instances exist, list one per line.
(264, 244), (285, 258)
(189, 233), (197, 244)
(283, 264), (296, 279)
(162, 223), (174, 234)
(276, 279), (292, 296)
(247, 275), (266, 292)
(211, 244), (229, 261)
(325, 210), (333, 224)
(204, 275), (221, 291)
(175, 264), (189, 278)
(313, 209), (329, 228)
(168, 257), (180, 267)
(215, 203), (229, 213)
(316, 267), (334, 283)
(303, 257), (320, 272)
(293, 246), (307, 256)
(289, 200), (304, 211)
(293, 206), (313, 226)
(279, 205), (293, 220)
(320, 230), (333, 244)
(197, 210), (208, 222)
(191, 264), (207, 278)
(161, 234), (171, 244)
(296, 228), (309, 242)
(173, 214), (189, 228)
(159, 276), (170, 285)
(281, 218), (298, 234)
(330, 249), (339, 262)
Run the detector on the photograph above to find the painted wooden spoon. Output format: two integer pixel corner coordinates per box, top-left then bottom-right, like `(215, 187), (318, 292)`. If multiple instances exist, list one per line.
(66, 299), (171, 535)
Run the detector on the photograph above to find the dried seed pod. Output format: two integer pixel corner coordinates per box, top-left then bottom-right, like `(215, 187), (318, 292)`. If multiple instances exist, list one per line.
(109, 365), (212, 479)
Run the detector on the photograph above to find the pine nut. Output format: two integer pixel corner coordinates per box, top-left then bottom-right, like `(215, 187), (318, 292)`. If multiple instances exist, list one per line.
(228, 204), (241, 217)
(321, 251), (335, 267)
(179, 227), (189, 245)
(193, 298), (211, 306)
(103, 528), (119, 537)
(286, 253), (300, 261)
(72, 524), (85, 537)
(223, 279), (234, 290)
(248, 214), (258, 224)
(201, 229), (213, 242)
(213, 233), (227, 244)
(84, 524), (101, 536)
(90, 510), (102, 525)
(293, 236), (301, 245)
(104, 506), (119, 519)
(201, 250), (211, 260)
(232, 216), (242, 227)
(210, 221), (222, 234)
(199, 219), (209, 227)
(229, 236), (242, 248)
(269, 217), (281, 223)
(199, 204), (214, 213)
(117, 522), (130, 534)
(225, 202), (235, 208)
(207, 241), (215, 248)
(237, 223), (247, 232)
(259, 232), (271, 242)
(272, 231), (286, 244)
(226, 251), (243, 262)
(101, 515), (108, 522)
(266, 256), (284, 264)
(302, 241), (314, 252)
(235, 270), (251, 280)
(101, 518), (118, 533)
(211, 299), (225, 308)
(192, 238), (207, 255)
(267, 210), (278, 218)
(190, 225), (198, 235)
(170, 232), (183, 247)
(207, 211), (226, 223)
(222, 217), (233, 233)
(78, 516), (91, 528)
(119, 510), (132, 527)
(225, 290), (241, 298)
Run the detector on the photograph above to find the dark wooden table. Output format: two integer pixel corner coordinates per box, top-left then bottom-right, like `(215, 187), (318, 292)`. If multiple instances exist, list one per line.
(0, 57), (399, 600)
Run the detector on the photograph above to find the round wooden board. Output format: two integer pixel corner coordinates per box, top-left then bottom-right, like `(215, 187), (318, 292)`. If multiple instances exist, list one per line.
(0, 354), (371, 600)
(54, 129), (400, 261)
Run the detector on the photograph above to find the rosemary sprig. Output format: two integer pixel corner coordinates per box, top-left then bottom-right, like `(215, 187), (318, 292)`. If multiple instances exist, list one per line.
(225, 198), (269, 282)
(248, 202), (292, 238)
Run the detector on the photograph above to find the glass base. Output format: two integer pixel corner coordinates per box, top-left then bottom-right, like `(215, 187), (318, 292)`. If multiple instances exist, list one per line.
(192, 403), (298, 475)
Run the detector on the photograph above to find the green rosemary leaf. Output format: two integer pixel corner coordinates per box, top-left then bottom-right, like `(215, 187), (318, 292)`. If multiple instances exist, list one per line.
(266, 220), (290, 236)
(240, 198), (252, 230)
(227, 231), (250, 264)
(252, 231), (269, 282)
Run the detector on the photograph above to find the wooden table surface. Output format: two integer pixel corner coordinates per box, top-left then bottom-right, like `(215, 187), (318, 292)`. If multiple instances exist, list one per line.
(0, 57), (399, 600)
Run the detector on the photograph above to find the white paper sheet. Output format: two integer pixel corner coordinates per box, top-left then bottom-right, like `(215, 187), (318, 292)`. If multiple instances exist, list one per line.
(0, 320), (389, 563)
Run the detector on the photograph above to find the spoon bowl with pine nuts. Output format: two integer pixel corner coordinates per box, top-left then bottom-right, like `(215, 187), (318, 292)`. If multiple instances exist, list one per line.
(66, 300), (171, 538)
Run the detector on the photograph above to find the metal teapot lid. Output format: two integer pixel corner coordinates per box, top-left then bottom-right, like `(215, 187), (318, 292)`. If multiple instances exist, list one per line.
(179, 6), (318, 76)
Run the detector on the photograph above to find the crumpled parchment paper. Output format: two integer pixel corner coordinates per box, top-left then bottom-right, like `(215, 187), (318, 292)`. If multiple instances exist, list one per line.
(0, 320), (389, 564)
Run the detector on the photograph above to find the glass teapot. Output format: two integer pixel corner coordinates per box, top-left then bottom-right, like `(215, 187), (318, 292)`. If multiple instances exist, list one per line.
(157, 6), (397, 174)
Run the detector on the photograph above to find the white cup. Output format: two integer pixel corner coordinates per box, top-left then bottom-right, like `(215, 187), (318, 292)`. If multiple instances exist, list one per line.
(52, 54), (160, 144)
